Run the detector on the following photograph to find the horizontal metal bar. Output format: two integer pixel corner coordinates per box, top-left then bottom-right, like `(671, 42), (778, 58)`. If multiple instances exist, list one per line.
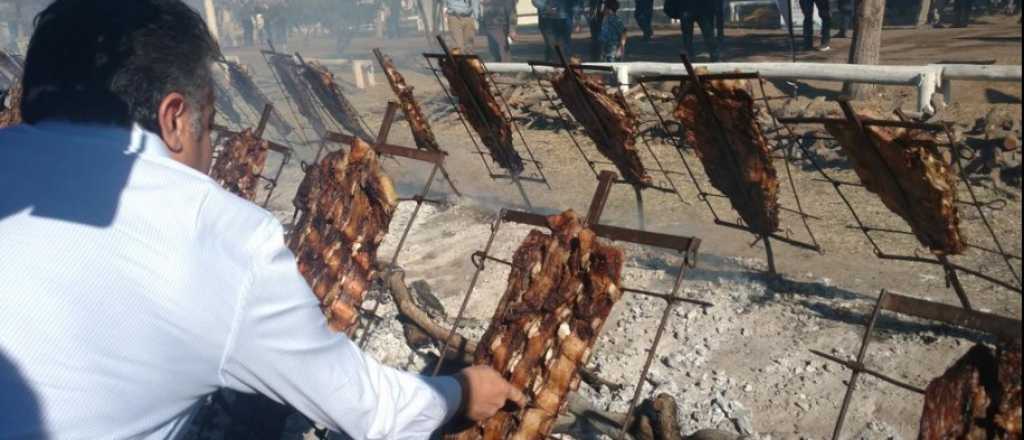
(621, 287), (714, 307)
(809, 349), (926, 395)
(500, 209), (702, 259)
(635, 72), (761, 83)
(325, 131), (445, 165)
(424, 52), (480, 60)
(527, 60), (616, 72)
(777, 117), (946, 131)
(879, 292), (1022, 343)
(713, 220), (821, 252)
(491, 174), (547, 184)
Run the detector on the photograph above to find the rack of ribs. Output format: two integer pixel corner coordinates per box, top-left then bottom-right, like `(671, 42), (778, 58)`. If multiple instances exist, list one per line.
(209, 128), (269, 201)
(0, 81), (22, 128)
(673, 72), (780, 235)
(552, 67), (652, 187)
(438, 51), (525, 176)
(825, 112), (965, 255)
(376, 51), (444, 154)
(301, 60), (374, 142)
(446, 210), (624, 440)
(919, 344), (1021, 439)
(288, 138), (398, 334)
(267, 53), (328, 137)
(223, 61), (293, 137)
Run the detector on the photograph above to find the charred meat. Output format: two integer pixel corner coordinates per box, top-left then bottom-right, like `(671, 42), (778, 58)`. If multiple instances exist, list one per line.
(438, 51), (524, 175)
(825, 112), (964, 255)
(209, 128), (270, 201)
(919, 344), (1021, 440)
(552, 67), (651, 187)
(377, 51), (444, 154)
(301, 60), (374, 142)
(289, 138), (398, 334)
(674, 72), (780, 235)
(446, 210), (624, 440)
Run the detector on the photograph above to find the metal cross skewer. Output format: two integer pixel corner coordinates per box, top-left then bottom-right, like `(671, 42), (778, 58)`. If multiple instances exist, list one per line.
(428, 170), (708, 440)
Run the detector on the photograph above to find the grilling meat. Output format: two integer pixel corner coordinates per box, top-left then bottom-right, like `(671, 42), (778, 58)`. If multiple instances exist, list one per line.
(209, 128), (270, 201)
(377, 51), (444, 154)
(301, 60), (374, 142)
(289, 138), (398, 334)
(825, 112), (964, 255)
(267, 53), (328, 137)
(438, 51), (525, 175)
(919, 344), (1021, 440)
(0, 81), (22, 128)
(673, 72), (780, 235)
(446, 210), (624, 440)
(223, 61), (294, 136)
(552, 67), (652, 187)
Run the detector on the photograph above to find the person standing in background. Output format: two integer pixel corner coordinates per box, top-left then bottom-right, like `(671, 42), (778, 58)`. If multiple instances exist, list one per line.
(534, 0), (579, 61)
(598, 0), (626, 61)
(240, 0), (255, 46)
(587, 0), (602, 61)
(798, 0), (831, 51)
(834, 0), (851, 38)
(713, 0), (725, 44)
(677, 0), (720, 62)
(445, 0), (481, 52)
(481, 0), (518, 61)
(634, 0), (654, 41)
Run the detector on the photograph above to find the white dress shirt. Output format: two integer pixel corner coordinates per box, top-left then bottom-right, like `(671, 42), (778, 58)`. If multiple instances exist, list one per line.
(0, 122), (460, 439)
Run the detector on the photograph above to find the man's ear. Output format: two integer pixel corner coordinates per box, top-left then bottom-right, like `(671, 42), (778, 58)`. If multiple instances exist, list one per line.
(158, 92), (188, 153)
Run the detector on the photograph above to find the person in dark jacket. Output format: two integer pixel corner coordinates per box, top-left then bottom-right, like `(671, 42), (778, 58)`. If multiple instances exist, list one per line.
(534, 0), (580, 61)
(481, 0), (518, 61)
(677, 0), (720, 61)
(634, 0), (654, 41)
(799, 0), (831, 51)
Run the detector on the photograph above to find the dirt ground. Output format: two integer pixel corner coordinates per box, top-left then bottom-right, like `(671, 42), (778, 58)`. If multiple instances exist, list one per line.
(205, 13), (1022, 440)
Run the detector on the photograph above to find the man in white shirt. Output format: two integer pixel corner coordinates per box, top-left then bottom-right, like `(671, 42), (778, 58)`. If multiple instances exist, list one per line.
(0, 0), (523, 438)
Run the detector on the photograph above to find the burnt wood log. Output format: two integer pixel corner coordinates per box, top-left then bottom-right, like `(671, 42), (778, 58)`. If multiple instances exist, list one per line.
(438, 51), (525, 176)
(301, 60), (375, 142)
(552, 67), (652, 188)
(445, 210), (625, 440)
(919, 344), (1021, 439)
(209, 128), (270, 201)
(289, 138), (398, 334)
(674, 72), (781, 235)
(825, 111), (965, 255)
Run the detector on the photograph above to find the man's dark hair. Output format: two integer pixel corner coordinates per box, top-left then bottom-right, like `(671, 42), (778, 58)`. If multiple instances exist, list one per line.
(604, 0), (619, 12)
(20, 0), (221, 133)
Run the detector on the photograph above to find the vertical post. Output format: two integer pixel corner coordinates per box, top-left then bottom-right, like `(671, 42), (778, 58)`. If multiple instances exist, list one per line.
(255, 104), (273, 139)
(633, 185), (646, 231)
(203, 0), (220, 42)
(586, 171), (618, 225)
(832, 290), (886, 440)
(763, 235), (776, 275)
(938, 254), (973, 310)
(378, 102), (400, 142)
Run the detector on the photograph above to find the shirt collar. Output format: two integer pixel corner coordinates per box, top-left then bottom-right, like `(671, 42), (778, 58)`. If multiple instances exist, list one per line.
(31, 121), (173, 160)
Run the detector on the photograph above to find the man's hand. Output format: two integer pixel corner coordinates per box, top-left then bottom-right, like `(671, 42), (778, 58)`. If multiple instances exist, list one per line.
(456, 365), (527, 421)
(509, 30), (518, 41)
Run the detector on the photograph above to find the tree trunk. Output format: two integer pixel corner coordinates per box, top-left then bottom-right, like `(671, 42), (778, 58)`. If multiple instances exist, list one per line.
(916, 0), (934, 26)
(844, 0), (887, 98)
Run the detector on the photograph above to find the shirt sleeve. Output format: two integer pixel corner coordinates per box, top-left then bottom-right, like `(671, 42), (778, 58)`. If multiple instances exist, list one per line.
(218, 218), (462, 440)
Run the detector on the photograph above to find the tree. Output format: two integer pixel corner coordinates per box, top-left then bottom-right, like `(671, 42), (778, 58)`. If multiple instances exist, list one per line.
(844, 0), (887, 99)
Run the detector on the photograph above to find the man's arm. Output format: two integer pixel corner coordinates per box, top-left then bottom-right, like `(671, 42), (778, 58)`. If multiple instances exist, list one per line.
(217, 218), (522, 439)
